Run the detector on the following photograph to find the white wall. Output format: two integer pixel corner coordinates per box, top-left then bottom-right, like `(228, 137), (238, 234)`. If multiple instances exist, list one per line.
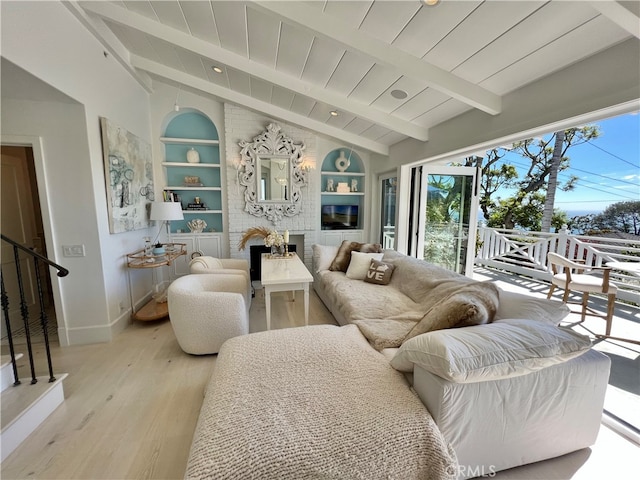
(1, 1), (153, 345)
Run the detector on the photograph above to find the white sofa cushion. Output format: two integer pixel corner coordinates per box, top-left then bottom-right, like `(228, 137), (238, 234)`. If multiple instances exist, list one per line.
(495, 289), (570, 325)
(390, 318), (592, 382)
(346, 252), (384, 280)
(312, 244), (339, 274)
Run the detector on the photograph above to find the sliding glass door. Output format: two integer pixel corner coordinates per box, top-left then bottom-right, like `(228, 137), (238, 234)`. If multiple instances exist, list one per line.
(379, 174), (397, 249)
(415, 166), (480, 275)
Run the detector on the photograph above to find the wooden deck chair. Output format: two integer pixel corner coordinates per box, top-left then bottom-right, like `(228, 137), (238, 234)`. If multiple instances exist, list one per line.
(547, 252), (617, 336)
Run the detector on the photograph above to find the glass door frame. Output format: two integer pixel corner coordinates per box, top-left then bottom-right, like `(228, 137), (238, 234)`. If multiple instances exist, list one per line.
(377, 170), (398, 249)
(396, 163), (480, 277)
(417, 165), (479, 276)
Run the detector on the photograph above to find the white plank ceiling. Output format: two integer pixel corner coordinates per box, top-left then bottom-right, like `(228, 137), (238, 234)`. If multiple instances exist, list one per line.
(74, 0), (638, 154)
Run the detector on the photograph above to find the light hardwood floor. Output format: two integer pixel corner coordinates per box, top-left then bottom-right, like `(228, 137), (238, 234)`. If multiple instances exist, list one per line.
(1, 288), (637, 479)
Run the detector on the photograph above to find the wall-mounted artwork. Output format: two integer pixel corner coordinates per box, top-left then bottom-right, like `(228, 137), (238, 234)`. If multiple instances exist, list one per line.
(100, 117), (154, 233)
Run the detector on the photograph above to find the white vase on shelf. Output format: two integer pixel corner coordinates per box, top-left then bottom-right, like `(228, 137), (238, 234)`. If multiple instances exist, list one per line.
(335, 150), (350, 172)
(186, 148), (200, 163)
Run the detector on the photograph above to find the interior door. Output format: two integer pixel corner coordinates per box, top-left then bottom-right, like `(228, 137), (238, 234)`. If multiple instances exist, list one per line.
(1, 146), (39, 337)
(415, 166), (480, 276)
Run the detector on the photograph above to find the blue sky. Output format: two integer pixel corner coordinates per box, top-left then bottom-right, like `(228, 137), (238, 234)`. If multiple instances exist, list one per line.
(493, 112), (640, 216)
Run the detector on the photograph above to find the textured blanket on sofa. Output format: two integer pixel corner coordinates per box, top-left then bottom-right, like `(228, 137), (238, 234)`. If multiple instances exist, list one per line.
(318, 251), (500, 350)
(186, 325), (457, 480)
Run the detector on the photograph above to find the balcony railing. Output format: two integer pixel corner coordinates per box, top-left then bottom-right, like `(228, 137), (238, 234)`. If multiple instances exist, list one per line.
(475, 226), (640, 304)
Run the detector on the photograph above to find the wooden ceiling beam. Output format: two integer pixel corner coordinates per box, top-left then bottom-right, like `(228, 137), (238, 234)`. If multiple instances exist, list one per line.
(64, 1), (153, 92)
(80, 1), (428, 142)
(253, 1), (502, 115)
(591, 1), (640, 39)
(132, 55), (389, 155)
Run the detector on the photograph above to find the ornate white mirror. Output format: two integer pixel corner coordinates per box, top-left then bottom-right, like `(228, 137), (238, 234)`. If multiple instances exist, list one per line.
(238, 123), (306, 223)
(258, 155), (290, 202)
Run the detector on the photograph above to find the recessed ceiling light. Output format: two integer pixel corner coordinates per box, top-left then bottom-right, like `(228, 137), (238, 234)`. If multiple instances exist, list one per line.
(212, 66), (223, 74)
(330, 110), (339, 116)
(390, 89), (408, 99)
(420, 0), (440, 6)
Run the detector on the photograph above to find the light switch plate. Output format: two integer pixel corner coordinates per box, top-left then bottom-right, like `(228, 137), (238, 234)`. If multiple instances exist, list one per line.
(62, 245), (85, 257)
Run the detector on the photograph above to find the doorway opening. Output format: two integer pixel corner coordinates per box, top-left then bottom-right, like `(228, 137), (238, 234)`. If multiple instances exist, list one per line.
(1, 145), (57, 345)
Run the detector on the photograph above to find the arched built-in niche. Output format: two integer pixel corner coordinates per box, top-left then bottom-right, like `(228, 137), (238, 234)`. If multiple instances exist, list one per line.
(320, 148), (365, 231)
(160, 110), (222, 233)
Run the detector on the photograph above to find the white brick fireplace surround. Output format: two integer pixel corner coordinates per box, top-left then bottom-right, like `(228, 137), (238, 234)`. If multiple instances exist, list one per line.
(224, 104), (319, 270)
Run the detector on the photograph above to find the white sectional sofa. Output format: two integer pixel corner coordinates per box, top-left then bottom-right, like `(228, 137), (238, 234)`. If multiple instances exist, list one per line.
(312, 243), (611, 478)
(184, 244), (611, 479)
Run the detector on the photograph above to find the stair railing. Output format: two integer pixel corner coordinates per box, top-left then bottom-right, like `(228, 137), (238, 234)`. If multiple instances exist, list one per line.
(1, 234), (68, 386)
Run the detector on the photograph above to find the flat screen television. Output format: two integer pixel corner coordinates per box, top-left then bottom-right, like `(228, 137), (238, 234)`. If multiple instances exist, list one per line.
(321, 205), (359, 230)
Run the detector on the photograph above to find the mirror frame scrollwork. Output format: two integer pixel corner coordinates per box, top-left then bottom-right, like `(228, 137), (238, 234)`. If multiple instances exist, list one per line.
(238, 123), (306, 224)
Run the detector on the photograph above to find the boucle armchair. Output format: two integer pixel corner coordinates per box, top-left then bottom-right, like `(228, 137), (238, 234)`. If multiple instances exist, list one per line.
(167, 274), (249, 355)
(189, 256), (252, 305)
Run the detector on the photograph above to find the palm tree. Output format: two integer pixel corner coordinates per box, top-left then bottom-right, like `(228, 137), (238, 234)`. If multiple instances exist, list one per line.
(541, 130), (564, 232)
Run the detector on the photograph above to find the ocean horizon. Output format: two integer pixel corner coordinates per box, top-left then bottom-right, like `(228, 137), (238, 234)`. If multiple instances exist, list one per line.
(565, 210), (602, 218)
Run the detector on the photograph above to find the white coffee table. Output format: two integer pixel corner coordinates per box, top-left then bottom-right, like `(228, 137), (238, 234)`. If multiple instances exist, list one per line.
(261, 253), (313, 330)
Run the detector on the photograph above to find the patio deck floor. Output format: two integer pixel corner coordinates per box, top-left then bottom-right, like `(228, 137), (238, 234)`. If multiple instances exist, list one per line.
(473, 266), (640, 436)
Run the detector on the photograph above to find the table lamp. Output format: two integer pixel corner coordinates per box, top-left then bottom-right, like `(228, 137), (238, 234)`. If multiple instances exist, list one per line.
(150, 201), (184, 248)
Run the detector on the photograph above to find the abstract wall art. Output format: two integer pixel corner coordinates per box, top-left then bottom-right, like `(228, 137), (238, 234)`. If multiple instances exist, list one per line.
(100, 117), (154, 233)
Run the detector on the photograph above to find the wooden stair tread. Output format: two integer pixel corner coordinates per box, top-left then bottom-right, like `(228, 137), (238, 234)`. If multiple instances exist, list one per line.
(1, 353), (23, 369)
(1, 374), (68, 431)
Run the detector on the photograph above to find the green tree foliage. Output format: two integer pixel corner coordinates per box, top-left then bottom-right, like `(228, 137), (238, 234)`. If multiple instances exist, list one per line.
(487, 192), (569, 231)
(465, 154), (518, 221)
(466, 126), (600, 230)
(567, 213), (597, 234)
(593, 201), (640, 235)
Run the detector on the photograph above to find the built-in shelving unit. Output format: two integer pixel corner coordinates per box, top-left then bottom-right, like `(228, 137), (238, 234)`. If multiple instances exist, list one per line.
(161, 112), (223, 234)
(320, 149), (365, 244)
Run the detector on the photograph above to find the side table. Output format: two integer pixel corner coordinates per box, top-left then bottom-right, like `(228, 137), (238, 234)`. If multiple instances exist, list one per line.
(126, 243), (186, 321)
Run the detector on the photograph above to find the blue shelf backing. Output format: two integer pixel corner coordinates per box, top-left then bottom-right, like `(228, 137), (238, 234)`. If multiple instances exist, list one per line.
(162, 110), (224, 235)
(171, 215), (223, 234)
(164, 111), (219, 140)
(166, 167), (220, 187)
(165, 144), (220, 164)
(321, 148), (363, 173)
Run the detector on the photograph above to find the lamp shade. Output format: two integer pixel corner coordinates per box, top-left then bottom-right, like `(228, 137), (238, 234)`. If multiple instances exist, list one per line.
(150, 202), (184, 221)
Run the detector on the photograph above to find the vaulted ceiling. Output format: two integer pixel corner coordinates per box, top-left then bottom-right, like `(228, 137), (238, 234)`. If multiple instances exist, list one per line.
(70, 1), (640, 154)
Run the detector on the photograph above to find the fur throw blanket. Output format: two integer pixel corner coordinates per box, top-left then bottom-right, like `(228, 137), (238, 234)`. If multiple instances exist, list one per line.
(354, 279), (500, 351)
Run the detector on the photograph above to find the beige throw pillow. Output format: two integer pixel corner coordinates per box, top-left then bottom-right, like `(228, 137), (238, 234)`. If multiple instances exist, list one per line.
(328, 240), (382, 272)
(311, 244), (340, 273)
(346, 252), (384, 280)
(329, 241), (361, 272)
(364, 259), (395, 285)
